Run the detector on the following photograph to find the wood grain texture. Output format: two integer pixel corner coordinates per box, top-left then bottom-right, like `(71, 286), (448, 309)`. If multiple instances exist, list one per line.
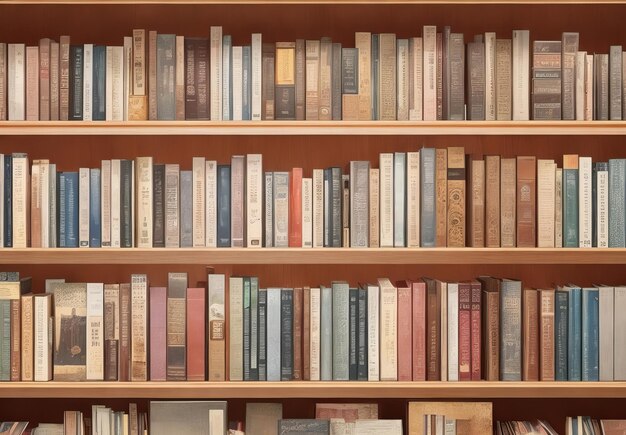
(2, 0), (626, 4)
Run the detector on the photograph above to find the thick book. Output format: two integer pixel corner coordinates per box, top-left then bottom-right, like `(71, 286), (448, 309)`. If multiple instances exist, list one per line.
(53, 283), (87, 381)
(207, 274), (225, 381)
(435, 148), (447, 247)
(156, 34), (176, 120)
(230, 277), (244, 381)
(149, 286), (166, 381)
(166, 272), (187, 381)
(261, 42), (275, 120)
(447, 147), (465, 247)
(500, 158), (516, 247)
(469, 159), (485, 247)
(184, 37), (209, 120)
(608, 159), (625, 247)
(186, 287), (206, 381)
(275, 42), (296, 120)
(458, 282), (471, 381)
(289, 168), (303, 247)
(532, 40), (562, 120)
(231, 155), (245, 247)
(266, 288), (281, 381)
(561, 33), (579, 120)
(92, 45), (106, 120)
(69, 45), (83, 120)
(537, 160), (556, 247)
(582, 287), (599, 381)
(522, 288), (539, 381)
(512, 30), (530, 120)
(396, 281), (412, 381)
(86, 283), (104, 381)
(478, 276), (500, 381)
(130, 275), (147, 381)
(539, 288), (556, 381)
(516, 156), (536, 247)
(349, 161), (369, 248)
(467, 41), (486, 120)
(501, 279), (522, 381)
(332, 281), (350, 381)
(566, 286), (582, 381)
(420, 148), (436, 247)
(563, 155), (580, 247)
(210, 26), (223, 120)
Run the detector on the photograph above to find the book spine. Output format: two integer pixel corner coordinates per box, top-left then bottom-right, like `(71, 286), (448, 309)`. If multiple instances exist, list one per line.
(86, 283), (104, 381)
(243, 278), (251, 380)
(500, 158), (516, 247)
(289, 168), (303, 247)
(8, 44), (25, 120)
(320, 286), (332, 381)
(130, 275), (147, 381)
(119, 283), (131, 381)
(295, 39), (306, 120)
(447, 147), (466, 247)
(420, 148), (436, 247)
(366, 285), (379, 381)
(208, 274), (226, 381)
(562, 33), (579, 120)
(581, 288), (599, 381)
(264, 172), (273, 247)
(280, 288), (294, 381)
(293, 287), (302, 380)
(210, 26), (223, 121)
(192, 157), (205, 248)
(598, 287), (614, 381)
(89, 168), (101, 247)
(186, 287), (206, 381)
(355, 32), (372, 120)
(222, 35), (232, 120)
(166, 272), (187, 380)
(164, 164), (180, 247)
(579, 156), (592, 247)
(512, 30), (530, 120)
(229, 277), (244, 381)
(273, 171), (289, 247)
(149, 286), (166, 381)
(152, 164), (165, 248)
(537, 160), (556, 247)
(378, 34), (397, 121)
(458, 283), (471, 381)
(332, 43), (342, 120)
(423, 26), (437, 120)
(175, 36), (185, 120)
(555, 290), (569, 380)
(39, 38), (50, 121)
(608, 159), (625, 247)
(69, 45), (83, 120)
(261, 42), (275, 120)
(516, 156), (536, 247)
(379, 281), (398, 381)
(148, 30), (157, 120)
(501, 280), (522, 381)
(10, 299), (20, 381)
(332, 282), (350, 381)
(92, 45), (106, 120)
(350, 161), (369, 248)
(251, 34), (262, 121)
(156, 34), (176, 120)
(26, 46), (39, 121)
(348, 288), (358, 380)
(397, 285), (412, 381)
(135, 156), (153, 248)
(21, 295), (33, 381)
(266, 288), (281, 381)
(470, 282), (482, 381)
(357, 288), (368, 381)
(522, 289), (539, 381)
(0, 44), (6, 120)
(563, 155), (580, 247)
(217, 165), (231, 247)
(379, 153), (393, 247)
(120, 160), (133, 248)
(258, 287), (267, 381)
(393, 153), (406, 247)
(540, 289), (555, 381)
(78, 167), (90, 247)
(435, 148), (447, 247)
(467, 41), (486, 120)
(568, 288), (582, 381)
(231, 156), (245, 247)
(0, 301), (11, 380)
(302, 177), (313, 248)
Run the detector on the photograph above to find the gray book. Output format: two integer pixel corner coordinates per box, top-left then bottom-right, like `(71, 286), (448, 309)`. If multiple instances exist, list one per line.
(179, 170), (193, 247)
(320, 285), (333, 381)
(279, 419), (330, 434)
(332, 281), (350, 381)
(614, 286), (626, 380)
(561, 32), (579, 120)
(250, 277), (259, 380)
(331, 42), (342, 120)
(608, 159), (625, 247)
(610, 45), (623, 120)
(448, 33), (465, 120)
(167, 272), (188, 381)
(598, 286), (614, 381)
(222, 35), (233, 121)
(500, 278), (522, 381)
(246, 403), (283, 435)
(393, 152), (406, 247)
(264, 172), (273, 247)
(341, 48), (358, 95)
(156, 34), (176, 120)
(266, 288), (282, 381)
(49, 163), (57, 247)
(273, 172), (289, 247)
(349, 161), (369, 248)
(467, 41), (486, 120)
(420, 148), (436, 247)
(150, 401), (227, 435)
(596, 54), (609, 120)
(331, 167), (342, 247)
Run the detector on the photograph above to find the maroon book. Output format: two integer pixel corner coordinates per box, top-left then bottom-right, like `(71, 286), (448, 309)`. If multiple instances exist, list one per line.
(412, 280), (426, 381)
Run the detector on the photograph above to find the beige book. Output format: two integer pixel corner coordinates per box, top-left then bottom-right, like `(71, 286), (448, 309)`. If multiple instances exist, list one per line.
(575, 51), (586, 120)
(537, 160), (556, 248)
(86, 283), (104, 381)
(512, 30), (530, 120)
(123, 36), (132, 120)
(342, 94), (359, 120)
(369, 168), (380, 248)
(135, 156), (153, 248)
(59, 36), (70, 121)
(21, 294), (34, 381)
(232, 46), (243, 120)
(447, 147), (465, 247)
(148, 30), (157, 120)
(130, 275), (147, 381)
(111, 159), (121, 248)
(305, 40), (320, 120)
(500, 158), (516, 247)
(495, 39), (512, 120)
(205, 161), (217, 248)
(319, 39), (332, 120)
(104, 283), (120, 341)
(251, 33), (262, 121)
(439, 280), (448, 381)
(579, 156), (592, 248)
(208, 274), (225, 381)
(469, 159), (485, 247)
(229, 277), (244, 381)
(312, 169), (324, 248)
(30, 160), (41, 248)
(39, 38), (50, 121)
(8, 43), (26, 121)
(133, 29), (146, 96)
(101, 160), (111, 247)
(175, 36), (185, 120)
(246, 154), (263, 248)
(12, 153), (29, 248)
(422, 26), (437, 121)
(555, 167), (563, 248)
(408, 402), (492, 435)
(584, 54), (593, 120)
(210, 26), (223, 121)
(40, 160), (49, 248)
(355, 32), (372, 120)
(377, 278), (398, 381)
(246, 403), (283, 435)
(310, 287), (321, 381)
(34, 294), (53, 381)
(435, 148), (447, 247)
(79, 167), (90, 248)
(367, 283), (380, 381)
(25, 46), (38, 121)
(407, 151), (420, 247)
(485, 32), (497, 120)
(192, 157), (206, 247)
(302, 177), (313, 248)
(485, 155), (501, 247)
(409, 37), (423, 121)
(379, 33), (397, 120)
(379, 153), (394, 247)
(82, 44), (93, 121)
(49, 41), (59, 121)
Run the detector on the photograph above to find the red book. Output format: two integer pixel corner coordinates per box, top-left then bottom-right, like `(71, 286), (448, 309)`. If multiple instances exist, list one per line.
(396, 280), (412, 381)
(149, 287), (167, 381)
(186, 287), (206, 381)
(458, 282), (472, 381)
(411, 280), (426, 381)
(470, 280), (482, 381)
(289, 168), (303, 247)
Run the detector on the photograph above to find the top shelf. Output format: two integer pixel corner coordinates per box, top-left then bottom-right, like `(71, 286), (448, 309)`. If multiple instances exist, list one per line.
(1, 0), (625, 3)
(2, 121), (626, 136)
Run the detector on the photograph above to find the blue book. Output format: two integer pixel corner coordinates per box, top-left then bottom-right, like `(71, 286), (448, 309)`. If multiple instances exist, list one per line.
(242, 45), (252, 120)
(157, 34), (176, 120)
(582, 288), (599, 381)
(92, 45), (106, 121)
(555, 289), (569, 381)
(89, 168), (101, 247)
(217, 165), (231, 247)
(3, 155), (11, 247)
(420, 148), (436, 247)
(371, 34), (379, 120)
(320, 285), (333, 381)
(69, 45), (84, 120)
(608, 159), (626, 247)
(567, 286), (582, 381)
(394, 152), (407, 247)
(222, 35), (233, 121)
(63, 172), (79, 248)
(280, 288), (294, 381)
(563, 159), (579, 247)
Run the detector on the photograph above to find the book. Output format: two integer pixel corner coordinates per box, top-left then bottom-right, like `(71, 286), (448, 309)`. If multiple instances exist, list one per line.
(512, 30), (530, 120)
(150, 401), (226, 435)
(53, 283), (87, 381)
(208, 273), (226, 381)
(246, 403), (283, 435)
(166, 272), (187, 380)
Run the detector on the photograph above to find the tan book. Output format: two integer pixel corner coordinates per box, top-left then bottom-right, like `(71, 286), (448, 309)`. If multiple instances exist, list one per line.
(30, 160), (41, 248)
(584, 54), (594, 120)
(500, 158), (516, 247)
(50, 41), (59, 121)
(315, 403), (378, 422)
(133, 29), (147, 96)
(148, 30), (157, 120)
(447, 147), (465, 247)
(59, 36), (70, 120)
(539, 288), (555, 381)
(210, 26), (223, 121)
(130, 275), (147, 381)
(423, 25), (437, 121)
(537, 159), (556, 248)
(555, 167), (563, 247)
(208, 273), (226, 381)
(25, 46), (39, 121)
(469, 159), (485, 247)
(409, 37), (423, 121)
(86, 283), (104, 381)
(522, 288), (539, 381)
(245, 403), (283, 435)
(516, 156), (536, 248)
(435, 148), (447, 247)
(378, 33), (397, 121)
(229, 277), (243, 381)
(192, 157), (206, 248)
(34, 293), (53, 381)
(21, 293), (34, 381)
(369, 168), (380, 248)
(12, 153), (30, 248)
(485, 32), (496, 120)
(379, 153), (393, 247)
(305, 40), (320, 120)
(495, 39), (512, 120)
(355, 32), (372, 120)
(485, 155), (501, 247)
(39, 38), (51, 121)
(135, 156), (153, 248)
(318, 38), (332, 120)
(407, 152), (420, 248)
(377, 278), (398, 381)
(408, 402), (492, 435)
(341, 94), (359, 120)
(175, 35), (185, 120)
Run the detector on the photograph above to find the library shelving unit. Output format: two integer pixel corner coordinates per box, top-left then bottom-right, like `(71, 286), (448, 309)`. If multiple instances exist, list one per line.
(2, 0), (626, 433)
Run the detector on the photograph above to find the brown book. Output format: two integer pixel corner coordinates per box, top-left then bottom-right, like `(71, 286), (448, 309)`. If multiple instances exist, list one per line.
(435, 148), (448, 247)
(485, 155), (501, 247)
(424, 277), (441, 380)
(289, 168), (303, 247)
(262, 42), (275, 120)
(129, 403), (139, 435)
(500, 158), (516, 247)
(10, 299), (20, 381)
(470, 281), (482, 381)
(64, 411), (78, 435)
(148, 30), (157, 121)
(293, 287), (303, 380)
(167, 272), (188, 380)
(175, 36), (185, 121)
(119, 283), (131, 382)
(50, 41), (59, 121)
(104, 339), (118, 381)
(315, 403), (378, 422)
(26, 46), (39, 121)
(539, 288), (555, 381)
(516, 156), (537, 247)
(412, 280), (426, 381)
(458, 282), (472, 381)
(396, 280), (412, 381)
(39, 38), (51, 121)
(21, 293), (34, 381)
(0, 43), (6, 120)
(478, 276), (500, 381)
(103, 283), (119, 381)
(59, 35), (70, 121)
(469, 158), (485, 247)
(207, 273), (225, 382)
(342, 94), (359, 120)
(275, 42), (296, 120)
(186, 287), (206, 381)
(447, 147), (466, 247)
(408, 402), (492, 435)
(303, 286), (311, 381)
(295, 39), (306, 121)
(523, 288), (539, 381)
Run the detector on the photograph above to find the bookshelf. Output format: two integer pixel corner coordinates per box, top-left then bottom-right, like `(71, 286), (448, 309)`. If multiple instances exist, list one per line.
(2, 0), (626, 433)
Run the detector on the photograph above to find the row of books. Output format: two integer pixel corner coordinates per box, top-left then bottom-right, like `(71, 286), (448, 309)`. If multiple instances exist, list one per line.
(1, 29), (626, 122)
(3, 149), (626, 249)
(497, 417), (626, 435)
(2, 269), (626, 383)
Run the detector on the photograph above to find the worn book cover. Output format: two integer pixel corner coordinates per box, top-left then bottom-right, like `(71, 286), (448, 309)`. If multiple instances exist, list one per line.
(53, 283), (87, 381)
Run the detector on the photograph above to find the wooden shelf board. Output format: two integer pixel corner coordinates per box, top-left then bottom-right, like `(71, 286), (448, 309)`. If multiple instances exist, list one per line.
(2, 0), (625, 4)
(1, 382), (625, 399)
(0, 247), (625, 264)
(2, 121), (626, 136)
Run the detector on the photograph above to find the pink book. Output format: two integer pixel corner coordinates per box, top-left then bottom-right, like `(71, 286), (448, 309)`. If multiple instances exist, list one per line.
(412, 280), (426, 381)
(149, 287), (167, 381)
(187, 287), (206, 381)
(396, 280), (412, 381)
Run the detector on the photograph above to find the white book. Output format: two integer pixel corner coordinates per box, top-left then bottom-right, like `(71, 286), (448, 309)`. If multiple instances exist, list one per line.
(310, 287), (321, 381)
(597, 166), (609, 247)
(0, 154), (3, 247)
(48, 163), (57, 248)
(135, 156), (153, 248)
(585, 54), (594, 120)
(30, 161), (40, 247)
(377, 278), (397, 381)
(302, 178), (313, 248)
(229, 277), (244, 381)
(578, 156), (592, 248)
(407, 151), (420, 247)
(575, 51), (586, 120)
(251, 33), (262, 121)
(354, 420), (402, 435)
(246, 154), (263, 247)
(101, 160), (111, 247)
(367, 283), (380, 381)
(83, 44), (93, 121)
(232, 46), (243, 121)
(312, 169), (324, 248)
(266, 287), (282, 381)
(396, 38), (409, 121)
(440, 281), (448, 381)
(192, 157), (206, 247)
(422, 26), (437, 121)
(379, 153), (394, 247)
(512, 30), (530, 120)
(614, 286), (626, 380)
(209, 410), (223, 435)
(106, 46), (114, 121)
(106, 46), (124, 121)
(409, 37), (423, 121)
(34, 295), (52, 381)
(210, 26), (223, 121)
(86, 283), (104, 380)
(165, 164), (180, 248)
(130, 274), (148, 381)
(447, 282), (459, 381)
(40, 160), (50, 248)
(485, 32), (497, 120)
(273, 172), (289, 247)
(555, 167), (563, 248)
(205, 161), (217, 248)
(79, 167), (90, 247)
(8, 43), (25, 120)
(599, 286), (614, 381)
(123, 36), (132, 120)
(12, 153), (29, 248)
(537, 160), (556, 248)
(264, 172), (273, 248)
(110, 159), (121, 248)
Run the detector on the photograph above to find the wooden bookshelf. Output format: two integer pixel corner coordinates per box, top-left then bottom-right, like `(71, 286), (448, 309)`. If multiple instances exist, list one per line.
(2, 0), (626, 4)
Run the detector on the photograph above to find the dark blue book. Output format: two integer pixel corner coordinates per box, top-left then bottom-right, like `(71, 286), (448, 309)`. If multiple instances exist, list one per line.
(3, 155), (11, 247)
(357, 286), (368, 381)
(348, 288), (358, 381)
(59, 172), (79, 248)
(242, 45), (251, 121)
(582, 287), (599, 381)
(92, 45), (106, 121)
(120, 160), (133, 248)
(243, 277), (251, 381)
(217, 165), (231, 247)
(157, 34), (176, 120)
(555, 289), (569, 381)
(371, 34), (379, 120)
(89, 168), (101, 247)
(69, 45), (84, 120)
(258, 288), (267, 381)
(567, 286), (582, 381)
(280, 288), (293, 381)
